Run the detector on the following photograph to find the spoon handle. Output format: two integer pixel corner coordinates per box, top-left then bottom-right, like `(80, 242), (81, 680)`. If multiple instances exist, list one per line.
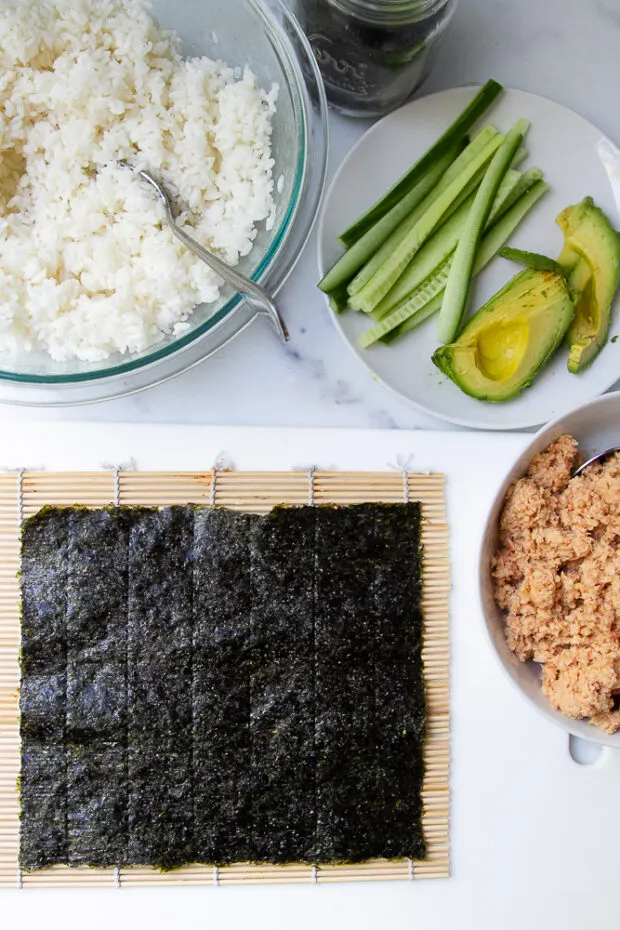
(572, 447), (620, 477)
(166, 215), (289, 342)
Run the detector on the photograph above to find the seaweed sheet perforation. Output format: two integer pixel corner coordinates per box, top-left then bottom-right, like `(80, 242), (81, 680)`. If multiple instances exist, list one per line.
(19, 508), (71, 870)
(193, 508), (257, 864)
(66, 509), (131, 867)
(127, 507), (194, 869)
(249, 506), (317, 864)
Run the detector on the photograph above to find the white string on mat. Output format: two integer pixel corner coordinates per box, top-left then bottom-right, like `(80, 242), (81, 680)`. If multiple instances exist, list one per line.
(114, 865), (121, 888)
(114, 466), (121, 508)
(311, 865), (318, 884)
(16, 469), (24, 890)
(402, 467), (409, 504)
(307, 466), (315, 506)
(210, 468), (217, 508)
(408, 858), (414, 881)
(16, 467), (24, 527)
(212, 865), (220, 886)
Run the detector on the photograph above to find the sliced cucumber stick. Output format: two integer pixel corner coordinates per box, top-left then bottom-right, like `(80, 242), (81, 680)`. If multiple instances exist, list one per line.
(487, 166), (543, 226)
(359, 257), (454, 347)
(372, 168), (524, 322)
(362, 180), (549, 347)
(370, 202), (473, 322)
(349, 133), (506, 313)
(437, 118), (530, 344)
(347, 127), (501, 300)
(339, 78), (504, 246)
(385, 180), (549, 343)
(319, 146), (459, 295)
(328, 284), (350, 314)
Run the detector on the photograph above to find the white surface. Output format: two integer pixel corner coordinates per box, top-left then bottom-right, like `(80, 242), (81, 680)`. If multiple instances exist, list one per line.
(319, 87), (620, 430)
(3, 421), (620, 930)
(1, 0), (620, 429)
(479, 392), (620, 746)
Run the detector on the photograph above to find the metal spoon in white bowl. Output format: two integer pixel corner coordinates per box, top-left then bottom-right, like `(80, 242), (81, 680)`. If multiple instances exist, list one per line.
(572, 446), (620, 477)
(120, 162), (289, 342)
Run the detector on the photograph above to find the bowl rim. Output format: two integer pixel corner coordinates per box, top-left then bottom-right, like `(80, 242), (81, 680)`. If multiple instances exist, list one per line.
(477, 390), (620, 748)
(0, 0), (328, 388)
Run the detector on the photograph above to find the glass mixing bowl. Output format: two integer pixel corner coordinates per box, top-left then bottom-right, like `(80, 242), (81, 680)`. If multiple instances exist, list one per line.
(0, 0), (328, 405)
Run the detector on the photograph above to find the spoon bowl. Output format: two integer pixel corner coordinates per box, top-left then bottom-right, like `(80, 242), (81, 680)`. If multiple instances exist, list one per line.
(572, 445), (620, 476)
(123, 162), (289, 343)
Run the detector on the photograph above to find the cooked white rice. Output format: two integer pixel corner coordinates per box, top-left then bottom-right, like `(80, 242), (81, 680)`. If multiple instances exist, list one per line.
(0, 0), (277, 362)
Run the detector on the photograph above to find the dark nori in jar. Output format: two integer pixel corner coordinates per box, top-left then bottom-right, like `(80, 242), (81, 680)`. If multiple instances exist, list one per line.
(293, 0), (456, 116)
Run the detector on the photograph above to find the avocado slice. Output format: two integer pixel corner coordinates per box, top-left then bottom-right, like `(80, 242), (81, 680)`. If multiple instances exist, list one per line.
(432, 269), (574, 402)
(556, 197), (620, 373)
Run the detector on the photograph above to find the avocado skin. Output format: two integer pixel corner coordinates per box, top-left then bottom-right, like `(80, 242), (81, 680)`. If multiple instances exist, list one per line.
(432, 269), (574, 403)
(557, 197), (620, 374)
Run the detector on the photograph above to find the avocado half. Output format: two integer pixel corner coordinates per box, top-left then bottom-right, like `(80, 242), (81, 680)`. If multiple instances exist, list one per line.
(432, 269), (575, 402)
(557, 197), (620, 373)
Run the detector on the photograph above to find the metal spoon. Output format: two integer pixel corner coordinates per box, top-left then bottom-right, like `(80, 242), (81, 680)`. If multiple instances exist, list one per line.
(572, 446), (620, 477)
(121, 162), (289, 342)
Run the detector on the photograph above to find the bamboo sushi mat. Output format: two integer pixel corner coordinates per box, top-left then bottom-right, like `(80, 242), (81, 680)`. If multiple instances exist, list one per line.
(0, 468), (450, 888)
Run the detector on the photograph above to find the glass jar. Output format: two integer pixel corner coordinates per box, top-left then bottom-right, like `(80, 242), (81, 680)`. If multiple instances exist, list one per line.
(292, 0), (457, 117)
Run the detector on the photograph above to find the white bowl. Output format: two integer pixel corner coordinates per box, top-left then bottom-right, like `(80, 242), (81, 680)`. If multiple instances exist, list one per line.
(478, 391), (620, 747)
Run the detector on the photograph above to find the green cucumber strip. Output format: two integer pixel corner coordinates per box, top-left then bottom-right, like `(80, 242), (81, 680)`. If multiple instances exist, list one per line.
(319, 145), (459, 294)
(349, 133), (505, 313)
(359, 256), (454, 347)
(371, 168), (523, 323)
(511, 145), (528, 169)
(370, 205), (472, 321)
(385, 292), (444, 341)
(443, 162), (521, 228)
(434, 156), (496, 228)
(383, 180), (549, 344)
(347, 127), (502, 300)
(464, 181), (548, 279)
(437, 118), (530, 344)
(339, 78), (504, 246)
(498, 246), (565, 275)
(369, 180), (549, 347)
(486, 167), (543, 227)
(487, 169), (524, 223)
(328, 284), (350, 314)
(338, 162), (442, 250)
(433, 125), (499, 189)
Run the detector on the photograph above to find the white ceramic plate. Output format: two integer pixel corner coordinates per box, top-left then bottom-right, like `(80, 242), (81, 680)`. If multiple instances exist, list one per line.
(318, 87), (620, 430)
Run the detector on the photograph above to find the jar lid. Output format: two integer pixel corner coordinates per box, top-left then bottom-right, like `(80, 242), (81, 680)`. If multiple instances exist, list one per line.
(328, 0), (452, 27)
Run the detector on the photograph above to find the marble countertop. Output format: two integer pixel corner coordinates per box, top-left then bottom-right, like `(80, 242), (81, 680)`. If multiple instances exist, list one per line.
(3, 0), (619, 431)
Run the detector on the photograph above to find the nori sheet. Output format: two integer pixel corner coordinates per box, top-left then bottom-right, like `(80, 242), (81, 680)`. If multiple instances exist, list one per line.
(66, 509), (131, 866)
(192, 508), (257, 864)
(20, 508), (71, 869)
(19, 743), (68, 870)
(314, 504), (381, 863)
(66, 741), (126, 866)
(371, 504), (426, 861)
(248, 507), (317, 863)
(20, 507), (71, 693)
(20, 500), (427, 871)
(126, 507), (194, 869)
